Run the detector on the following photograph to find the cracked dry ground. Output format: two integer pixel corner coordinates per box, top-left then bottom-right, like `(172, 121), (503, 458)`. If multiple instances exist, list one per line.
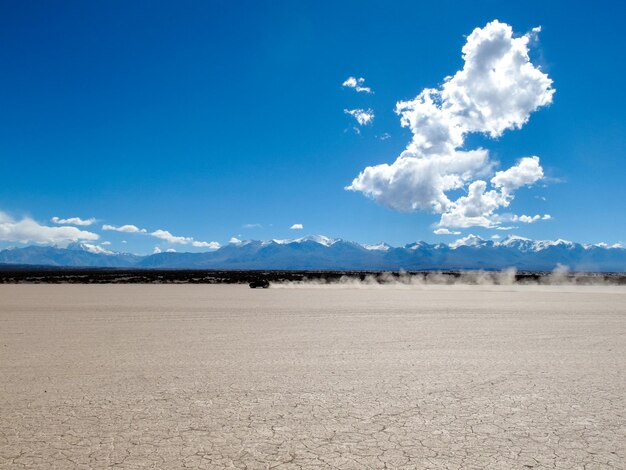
(0, 285), (625, 469)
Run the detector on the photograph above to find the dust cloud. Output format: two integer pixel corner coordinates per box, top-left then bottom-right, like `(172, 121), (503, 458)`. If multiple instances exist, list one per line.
(272, 267), (624, 288)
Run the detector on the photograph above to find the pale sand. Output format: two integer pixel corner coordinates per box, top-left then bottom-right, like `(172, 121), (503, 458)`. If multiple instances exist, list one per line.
(0, 285), (625, 469)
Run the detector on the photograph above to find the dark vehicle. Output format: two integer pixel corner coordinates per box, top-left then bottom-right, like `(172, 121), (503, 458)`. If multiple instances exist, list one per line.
(249, 279), (270, 289)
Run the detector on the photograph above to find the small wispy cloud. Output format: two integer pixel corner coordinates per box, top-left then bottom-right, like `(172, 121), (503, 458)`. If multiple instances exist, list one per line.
(433, 228), (461, 235)
(102, 224), (147, 233)
(344, 108), (374, 126)
(513, 214), (552, 224)
(152, 247), (179, 254)
(151, 229), (220, 249)
(243, 223), (262, 229)
(102, 223), (218, 249)
(51, 216), (96, 226)
(342, 76), (373, 94)
(150, 229), (191, 244)
(290, 223), (303, 230)
(191, 240), (220, 249)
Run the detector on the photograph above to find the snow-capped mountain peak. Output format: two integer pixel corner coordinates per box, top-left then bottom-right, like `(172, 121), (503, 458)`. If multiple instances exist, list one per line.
(449, 234), (488, 249)
(531, 238), (576, 251)
(499, 234), (532, 245)
(405, 241), (428, 250)
(498, 235), (535, 251)
(2, 236), (625, 271)
(362, 242), (391, 251)
(67, 242), (115, 255)
(273, 235), (339, 247)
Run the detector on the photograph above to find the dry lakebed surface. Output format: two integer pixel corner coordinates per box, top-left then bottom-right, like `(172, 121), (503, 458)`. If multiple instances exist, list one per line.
(0, 284), (625, 469)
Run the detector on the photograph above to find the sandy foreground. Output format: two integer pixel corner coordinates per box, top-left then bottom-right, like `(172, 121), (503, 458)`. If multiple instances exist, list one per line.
(0, 285), (625, 469)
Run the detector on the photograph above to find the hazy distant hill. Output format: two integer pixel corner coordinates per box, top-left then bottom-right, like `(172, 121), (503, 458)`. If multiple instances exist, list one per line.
(1, 235), (625, 272)
(0, 243), (141, 268)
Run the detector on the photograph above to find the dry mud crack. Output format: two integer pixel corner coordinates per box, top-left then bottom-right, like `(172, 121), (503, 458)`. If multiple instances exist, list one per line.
(1, 285), (625, 469)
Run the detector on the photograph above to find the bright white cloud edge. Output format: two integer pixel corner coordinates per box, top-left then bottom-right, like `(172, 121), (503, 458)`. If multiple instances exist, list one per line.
(0, 212), (99, 246)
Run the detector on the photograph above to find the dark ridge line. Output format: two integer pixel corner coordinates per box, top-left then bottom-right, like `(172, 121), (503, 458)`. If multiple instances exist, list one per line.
(0, 268), (625, 285)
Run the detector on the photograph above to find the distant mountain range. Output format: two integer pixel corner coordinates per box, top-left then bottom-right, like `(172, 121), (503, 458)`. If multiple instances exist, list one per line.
(0, 235), (625, 272)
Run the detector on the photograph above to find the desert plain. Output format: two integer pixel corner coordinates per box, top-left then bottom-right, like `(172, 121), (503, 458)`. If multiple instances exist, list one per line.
(0, 284), (625, 469)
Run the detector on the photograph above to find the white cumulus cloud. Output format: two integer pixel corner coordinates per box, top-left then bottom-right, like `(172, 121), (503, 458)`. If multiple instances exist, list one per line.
(347, 20), (554, 229)
(491, 156), (545, 197)
(51, 216), (96, 226)
(0, 212), (99, 246)
(290, 224), (304, 230)
(348, 149), (492, 213)
(342, 76), (373, 93)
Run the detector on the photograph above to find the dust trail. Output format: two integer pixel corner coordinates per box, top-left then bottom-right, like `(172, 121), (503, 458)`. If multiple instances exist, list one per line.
(271, 267), (624, 288)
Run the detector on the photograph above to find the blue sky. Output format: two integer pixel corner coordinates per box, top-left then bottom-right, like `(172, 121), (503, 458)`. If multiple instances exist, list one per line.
(1, 1), (625, 254)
